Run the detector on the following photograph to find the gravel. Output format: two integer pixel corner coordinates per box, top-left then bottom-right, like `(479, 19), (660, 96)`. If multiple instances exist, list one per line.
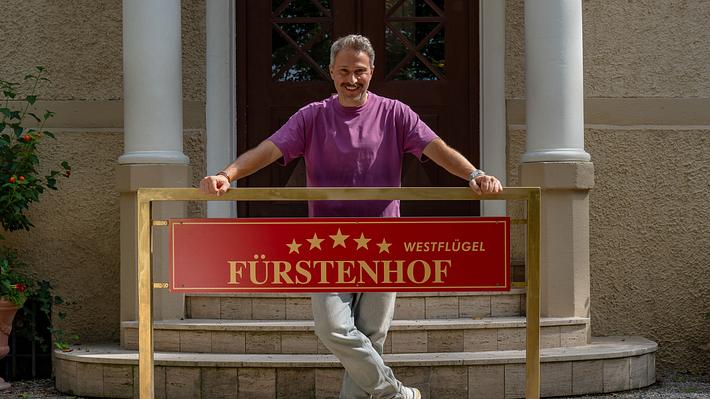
(0, 372), (708, 398)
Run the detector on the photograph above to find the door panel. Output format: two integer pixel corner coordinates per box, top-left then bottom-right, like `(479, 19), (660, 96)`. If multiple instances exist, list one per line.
(237, 0), (479, 217)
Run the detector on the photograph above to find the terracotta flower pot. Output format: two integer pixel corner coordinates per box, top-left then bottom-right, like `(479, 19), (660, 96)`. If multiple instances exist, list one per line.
(0, 298), (19, 390)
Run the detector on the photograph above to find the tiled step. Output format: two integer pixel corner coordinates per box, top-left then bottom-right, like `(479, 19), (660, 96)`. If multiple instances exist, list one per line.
(186, 289), (527, 320)
(121, 317), (588, 354)
(55, 336), (657, 398)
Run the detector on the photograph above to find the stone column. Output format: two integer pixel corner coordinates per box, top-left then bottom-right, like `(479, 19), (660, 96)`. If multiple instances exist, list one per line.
(206, 0), (236, 217)
(521, 0), (594, 324)
(119, 0), (188, 331)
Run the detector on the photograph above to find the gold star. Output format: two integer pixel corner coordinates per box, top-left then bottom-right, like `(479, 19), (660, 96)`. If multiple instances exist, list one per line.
(377, 238), (392, 254)
(286, 239), (302, 254)
(329, 228), (349, 248)
(353, 233), (371, 250)
(306, 233), (324, 250)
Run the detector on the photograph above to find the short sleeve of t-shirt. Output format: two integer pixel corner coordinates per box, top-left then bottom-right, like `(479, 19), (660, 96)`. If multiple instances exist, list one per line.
(397, 102), (438, 160)
(267, 107), (308, 165)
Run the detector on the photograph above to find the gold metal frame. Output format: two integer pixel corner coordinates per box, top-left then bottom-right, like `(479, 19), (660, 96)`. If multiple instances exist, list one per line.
(136, 187), (541, 398)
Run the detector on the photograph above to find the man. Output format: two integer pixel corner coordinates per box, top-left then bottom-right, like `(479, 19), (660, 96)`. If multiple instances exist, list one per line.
(200, 35), (502, 399)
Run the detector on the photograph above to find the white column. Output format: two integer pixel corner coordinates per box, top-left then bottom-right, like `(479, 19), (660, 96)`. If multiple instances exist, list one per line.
(480, 0), (507, 216)
(120, 0), (188, 164)
(522, 0), (590, 162)
(206, 0), (237, 217)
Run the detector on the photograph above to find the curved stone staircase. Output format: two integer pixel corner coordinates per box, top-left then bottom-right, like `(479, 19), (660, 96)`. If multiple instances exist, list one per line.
(54, 290), (656, 398)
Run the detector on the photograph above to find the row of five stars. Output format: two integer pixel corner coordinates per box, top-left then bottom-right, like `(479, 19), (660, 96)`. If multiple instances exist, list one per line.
(287, 229), (392, 254)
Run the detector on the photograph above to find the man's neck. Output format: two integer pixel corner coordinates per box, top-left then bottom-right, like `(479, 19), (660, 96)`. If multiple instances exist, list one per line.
(338, 92), (368, 107)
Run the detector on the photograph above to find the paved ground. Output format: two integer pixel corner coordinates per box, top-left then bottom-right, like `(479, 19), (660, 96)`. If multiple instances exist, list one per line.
(1, 372), (708, 398)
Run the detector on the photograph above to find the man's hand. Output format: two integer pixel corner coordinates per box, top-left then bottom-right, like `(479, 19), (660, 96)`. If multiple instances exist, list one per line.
(200, 174), (230, 196)
(469, 175), (503, 195)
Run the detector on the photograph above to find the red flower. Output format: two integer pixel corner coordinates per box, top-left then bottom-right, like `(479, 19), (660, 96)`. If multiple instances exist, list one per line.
(18, 176), (25, 181)
(8, 176), (16, 183)
(22, 135), (32, 142)
(13, 284), (26, 293)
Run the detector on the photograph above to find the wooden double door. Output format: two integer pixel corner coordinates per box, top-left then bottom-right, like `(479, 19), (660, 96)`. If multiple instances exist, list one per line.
(236, 0), (480, 217)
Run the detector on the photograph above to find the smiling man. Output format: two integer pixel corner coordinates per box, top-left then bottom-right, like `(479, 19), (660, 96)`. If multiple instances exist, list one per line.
(200, 34), (502, 399)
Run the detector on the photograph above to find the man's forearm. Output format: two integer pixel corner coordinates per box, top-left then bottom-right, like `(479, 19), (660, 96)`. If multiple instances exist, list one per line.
(422, 138), (477, 180)
(219, 140), (283, 182)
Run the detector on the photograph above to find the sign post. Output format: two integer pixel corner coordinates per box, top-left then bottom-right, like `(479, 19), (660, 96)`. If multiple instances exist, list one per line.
(135, 187), (541, 398)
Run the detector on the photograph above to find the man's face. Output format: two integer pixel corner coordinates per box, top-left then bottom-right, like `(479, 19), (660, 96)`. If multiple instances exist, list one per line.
(329, 49), (374, 107)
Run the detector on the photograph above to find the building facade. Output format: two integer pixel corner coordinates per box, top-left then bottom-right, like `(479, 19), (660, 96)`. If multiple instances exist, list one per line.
(1, 0), (708, 396)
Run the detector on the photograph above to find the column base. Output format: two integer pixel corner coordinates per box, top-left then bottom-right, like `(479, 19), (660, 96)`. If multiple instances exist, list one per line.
(521, 161), (594, 319)
(118, 164), (190, 326)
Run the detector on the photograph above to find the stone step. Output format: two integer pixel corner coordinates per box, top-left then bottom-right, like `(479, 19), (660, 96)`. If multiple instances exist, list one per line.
(186, 288), (527, 320)
(121, 317), (588, 355)
(55, 336), (657, 398)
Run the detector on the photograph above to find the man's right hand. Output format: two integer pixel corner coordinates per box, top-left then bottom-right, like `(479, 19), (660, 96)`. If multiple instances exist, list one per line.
(199, 175), (230, 196)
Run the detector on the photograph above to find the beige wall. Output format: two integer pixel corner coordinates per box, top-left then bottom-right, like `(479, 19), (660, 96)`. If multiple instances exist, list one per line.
(0, 0), (207, 341)
(506, 0), (710, 373)
(0, 0), (205, 101)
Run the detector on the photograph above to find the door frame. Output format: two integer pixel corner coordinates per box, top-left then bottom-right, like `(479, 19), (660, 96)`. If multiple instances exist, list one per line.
(204, 0), (506, 217)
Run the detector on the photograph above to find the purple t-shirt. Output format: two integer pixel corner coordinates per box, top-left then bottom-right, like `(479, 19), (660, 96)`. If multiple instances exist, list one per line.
(268, 92), (439, 217)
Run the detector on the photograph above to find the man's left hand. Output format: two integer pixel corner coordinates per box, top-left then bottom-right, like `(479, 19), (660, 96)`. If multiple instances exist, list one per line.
(469, 175), (503, 195)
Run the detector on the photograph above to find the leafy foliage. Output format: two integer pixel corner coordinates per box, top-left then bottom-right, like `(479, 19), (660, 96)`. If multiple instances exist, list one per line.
(0, 66), (70, 236)
(0, 67), (74, 350)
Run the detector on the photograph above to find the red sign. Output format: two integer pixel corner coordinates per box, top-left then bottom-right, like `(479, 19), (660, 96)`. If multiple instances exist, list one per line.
(169, 217), (510, 293)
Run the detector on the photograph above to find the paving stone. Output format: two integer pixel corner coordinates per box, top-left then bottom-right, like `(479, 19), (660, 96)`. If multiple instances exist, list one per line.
(428, 330), (464, 352)
(154, 329), (180, 351)
(202, 367), (238, 399)
(76, 362), (103, 397)
(122, 328), (138, 349)
(212, 331), (247, 353)
(103, 364), (134, 398)
(246, 331), (281, 353)
(468, 365), (504, 399)
(281, 331), (319, 354)
(166, 367), (201, 399)
(459, 296), (491, 318)
(561, 324), (588, 346)
(425, 297), (459, 319)
(541, 326), (561, 348)
(603, 357), (630, 392)
(286, 298), (312, 320)
(497, 328), (525, 351)
(491, 295), (520, 317)
(180, 330), (212, 352)
(221, 297), (253, 319)
(190, 296), (220, 318)
(55, 358), (77, 395)
(277, 368), (316, 398)
(394, 297), (426, 319)
(463, 329), (497, 352)
(315, 368), (343, 399)
(572, 360), (603, 395)
(630, 354), (649, 389)
(391, 330), (427, 353)
(504, 364), (525, 399)
(648, 353), (656, 385)
(540, 362), (572, 397)
(239, 368), (276, 398)
(252, 298), (286, 319)
(430, 366), (467, 398)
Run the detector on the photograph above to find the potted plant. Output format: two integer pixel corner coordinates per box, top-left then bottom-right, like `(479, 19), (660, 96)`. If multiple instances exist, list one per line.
(0, 66), (70, 389)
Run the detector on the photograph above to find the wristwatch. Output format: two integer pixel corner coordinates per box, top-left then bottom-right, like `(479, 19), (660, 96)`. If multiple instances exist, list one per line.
(467, 169), (485, 183)
(216, 171), (231, 182)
